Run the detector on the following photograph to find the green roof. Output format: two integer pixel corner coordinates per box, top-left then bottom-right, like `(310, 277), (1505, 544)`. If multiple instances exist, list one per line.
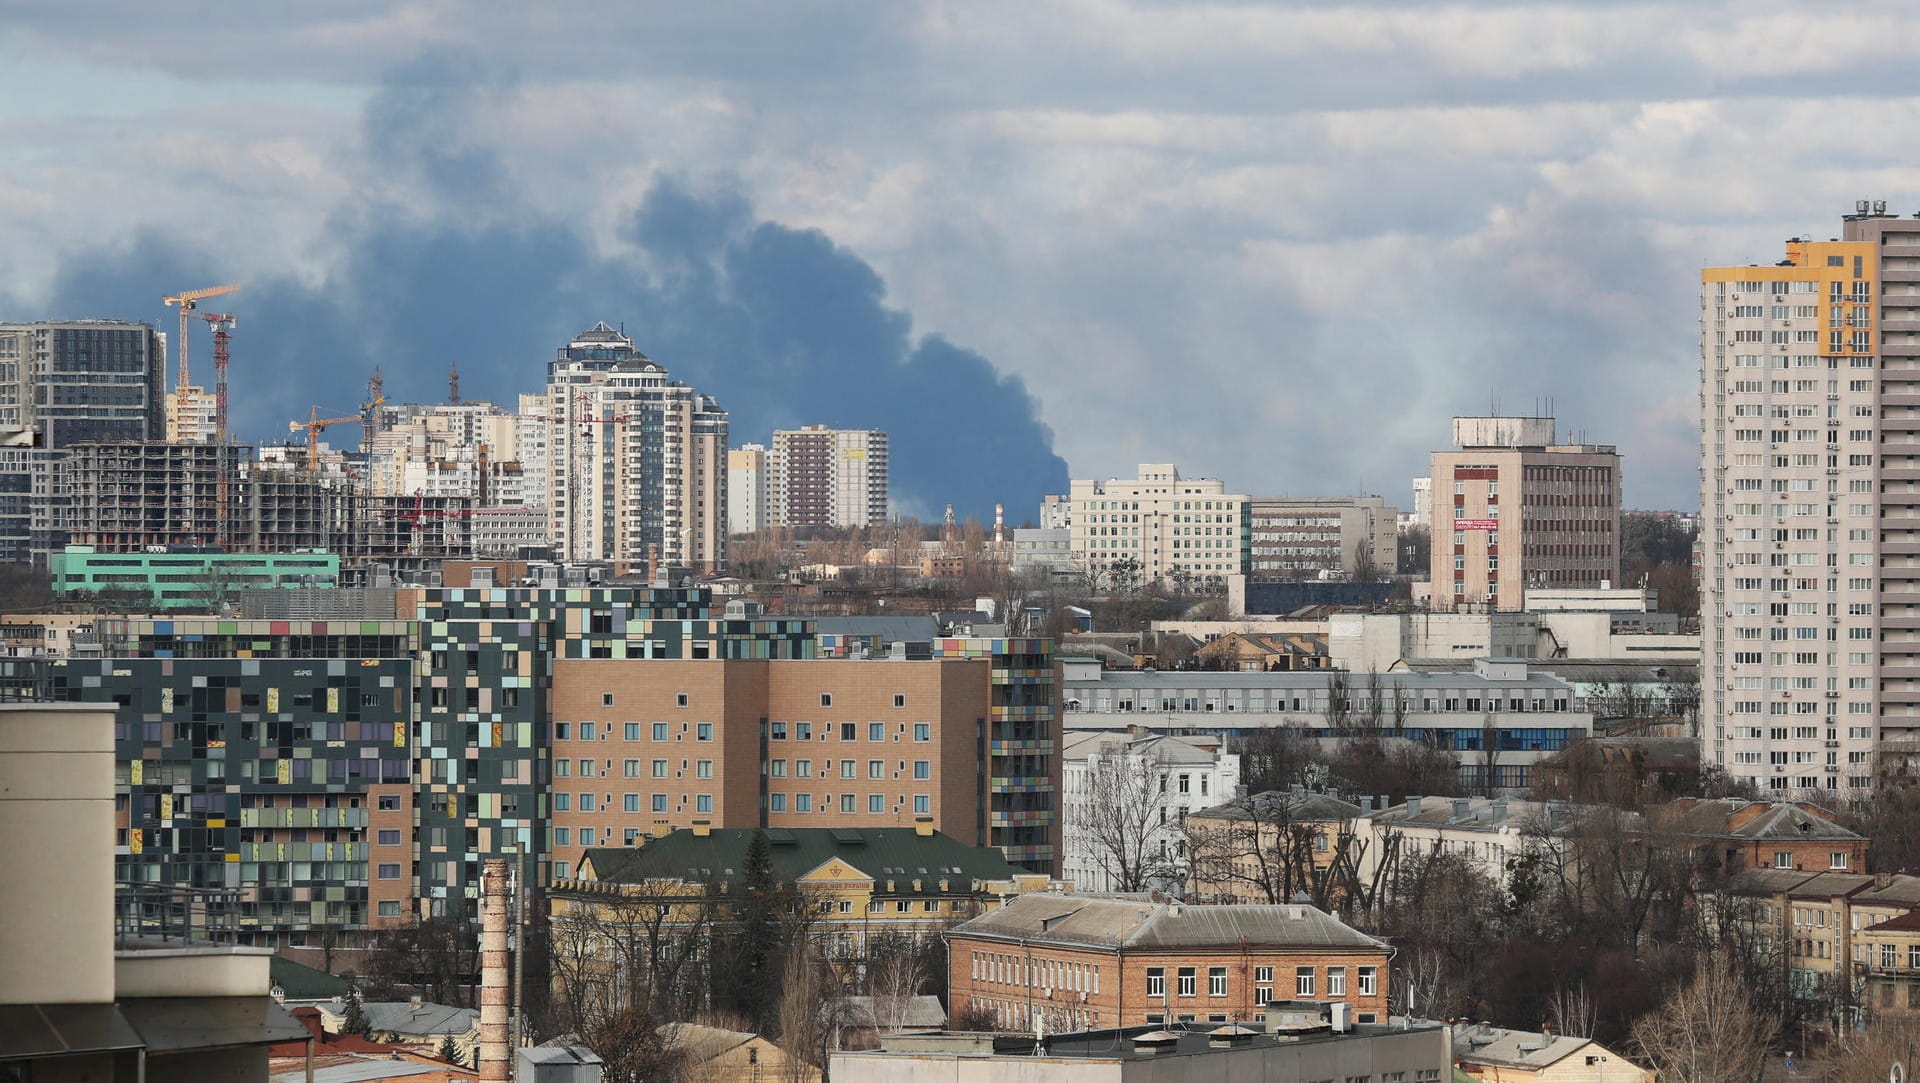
(578, 827), (1025, 894)
(270, 955), (351, 1000)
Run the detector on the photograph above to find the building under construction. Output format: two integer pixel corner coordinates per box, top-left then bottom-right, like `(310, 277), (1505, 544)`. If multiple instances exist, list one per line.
(55, 442), (517, 575)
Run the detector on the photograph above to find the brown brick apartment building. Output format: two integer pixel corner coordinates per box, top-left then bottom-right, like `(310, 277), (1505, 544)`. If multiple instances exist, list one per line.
(946, 894), (1389, 1033)
(546, 656), (1055, 876)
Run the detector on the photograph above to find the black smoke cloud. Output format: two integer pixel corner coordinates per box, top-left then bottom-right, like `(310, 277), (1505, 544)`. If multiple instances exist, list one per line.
(23, 57), (1067, 522)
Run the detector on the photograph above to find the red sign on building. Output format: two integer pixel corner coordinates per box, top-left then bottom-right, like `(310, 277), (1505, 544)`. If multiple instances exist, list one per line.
(1453, 518), (1499, 531)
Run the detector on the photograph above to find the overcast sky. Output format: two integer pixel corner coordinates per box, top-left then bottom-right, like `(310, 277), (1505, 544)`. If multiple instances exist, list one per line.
(6, 2), (1917, 515)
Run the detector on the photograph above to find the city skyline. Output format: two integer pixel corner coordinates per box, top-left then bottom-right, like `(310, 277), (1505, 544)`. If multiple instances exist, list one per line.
(9, 5), (1916, 513)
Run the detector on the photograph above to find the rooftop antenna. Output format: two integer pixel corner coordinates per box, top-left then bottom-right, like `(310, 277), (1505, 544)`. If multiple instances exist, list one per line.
(449, 362), (461, 404)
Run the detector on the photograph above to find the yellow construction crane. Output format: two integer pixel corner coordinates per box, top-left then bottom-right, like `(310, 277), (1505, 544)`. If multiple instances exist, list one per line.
(290, 406), (364, 473)
(162, 284), (240, 432)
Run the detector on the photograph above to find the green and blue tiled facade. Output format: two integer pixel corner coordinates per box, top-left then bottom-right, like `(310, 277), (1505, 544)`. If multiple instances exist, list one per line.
(932, 637), (1061, 870)
(20, 588), (1055, 942)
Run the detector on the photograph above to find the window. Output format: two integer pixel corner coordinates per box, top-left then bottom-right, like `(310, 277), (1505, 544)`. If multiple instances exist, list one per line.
(554, 722), (571, 741)
(696, 723), (713, 741)
(821, 694), (833, 707)
(696, 794), (712, 813)
(1357, 967), (1376, 996)
(377, 829), (401, 846)
(378, 795), (400, 811)
(697, 760), (714, 779)
(623, 794), (640, 813)
(378, 863), (401, 879)
(869, 722), (886, 742)
(579, 828), (594, 846)
(797, 722), (813, 741)
(1146, 968), (1165, 998)
(1831, 851), (1849, 870)
(914, 723), (930, 742)
(770, 794), (787, 812)
(652, 794), (667, 812)
(894, 694), (906, 708)
(624, 722), (640, 740)
(554, 794), (570, 811)
(555, 759), (571, 779)
(869, 794), (884, 813)
(1328, 967), (1346, 996)
(841, 723), (857, 741)
(796, 794), (812, 812)
(580, 722), (596, 741)
(869, 760), (885, 779)
(913, 761), (931, 780)
(554, 828), (570, 846)
(653, 722), (669, 741)
(602, 694), (615, 708)
(1255, 965), (1273, 1001)
(1209, 966), (1227, 997)
(676, 693), (688, 708)
(1776, 851), (1794, 869)
(913, 795), (930, 814)
(1296, 966), (1315, 997)
(653, 759), (668, 778)
(1178, 967), (1196, 997)
(378, 900), (401, 918)
(624, 759), (640, 777)
(841, 794), (856, 813)
(579, 793), (596, 812)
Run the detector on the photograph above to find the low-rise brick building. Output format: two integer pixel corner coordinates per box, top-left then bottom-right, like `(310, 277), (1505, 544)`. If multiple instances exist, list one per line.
(1649, 797), (1867, 874)
(946, 893), (1389, 1033)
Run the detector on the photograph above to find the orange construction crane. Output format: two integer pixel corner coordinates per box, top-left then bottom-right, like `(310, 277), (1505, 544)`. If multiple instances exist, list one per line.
(162, 284), (240, 431)
(289, 406), (363, 473)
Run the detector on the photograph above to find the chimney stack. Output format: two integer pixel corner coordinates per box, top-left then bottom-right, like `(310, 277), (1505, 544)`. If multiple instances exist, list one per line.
(994, 503), (1005, 546)
(478, 859), (511, 1082)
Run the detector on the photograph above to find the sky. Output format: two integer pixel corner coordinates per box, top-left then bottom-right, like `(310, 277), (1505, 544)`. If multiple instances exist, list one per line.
(5, 2), (1919, 517)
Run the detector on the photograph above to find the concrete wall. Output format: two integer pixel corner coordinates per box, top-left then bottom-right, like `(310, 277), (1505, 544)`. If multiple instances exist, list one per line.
(0, 702), (119, 1005)
(115, 947), (273, 998)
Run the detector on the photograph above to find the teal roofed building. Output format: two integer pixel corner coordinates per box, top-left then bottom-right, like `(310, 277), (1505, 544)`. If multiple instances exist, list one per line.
(50, 545), (339, 609)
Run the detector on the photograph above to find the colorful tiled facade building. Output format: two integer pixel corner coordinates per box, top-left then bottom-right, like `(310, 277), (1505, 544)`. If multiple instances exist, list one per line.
(12, 582), (1058, 945)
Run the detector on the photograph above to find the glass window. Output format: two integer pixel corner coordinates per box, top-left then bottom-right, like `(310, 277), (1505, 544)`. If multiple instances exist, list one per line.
(913, 761), (931, 780)
(554, 723), (570, 740)
(1146, 968), (1165, 998)
(652, 794), (667, 812)
(580, 722), (595, 741)
(1358, 967), (1377, 996)
(652, 722), (669, 741)
(1209, 967), (1227, 997)
(696, 794), (712, 813)
(652, 759), (668, 778)
(1296, 966), (1315, 997)
(624, 722), (640, 740)
(1178, 968), (1196, 997)
(869, 722), (885, 742)
(697, 760), (714, 779)
(869, 794), (884, 813)
(1328, 967), (1346, 996)
(697, 723), (713, 741)
(578, 793), (595, 812)
(913, 795), (929, 814)
(869, 760), (885, 779)
(623, 794), (640, 813)
(914, 723), (930, 742)
(554, 828), (570, 846)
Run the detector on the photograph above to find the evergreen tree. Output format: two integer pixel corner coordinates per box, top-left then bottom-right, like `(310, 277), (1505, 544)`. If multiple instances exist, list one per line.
(437, 1034), (462, 1066)
(341, 985), (372, 1037)
(712, 830), (788, 1032)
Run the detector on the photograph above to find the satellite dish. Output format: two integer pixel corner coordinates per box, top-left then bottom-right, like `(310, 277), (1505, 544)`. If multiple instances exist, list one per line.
(1892, 1063), (1905, 1083)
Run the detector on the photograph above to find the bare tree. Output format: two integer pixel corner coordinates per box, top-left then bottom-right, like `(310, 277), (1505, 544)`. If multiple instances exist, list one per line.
(864, 933), (929, 1036)
(1547, 981), (1597, 1038)
(1629, 955), (1778, 1083)
(1351, 537), (1382, 583)
(1080, 747), (1178, 892)
(776, 942), (856, 1082)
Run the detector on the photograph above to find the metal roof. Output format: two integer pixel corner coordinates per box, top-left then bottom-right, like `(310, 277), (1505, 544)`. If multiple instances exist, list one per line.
(952, 893), (1385, 951)
(1069, 670), (1570, 691)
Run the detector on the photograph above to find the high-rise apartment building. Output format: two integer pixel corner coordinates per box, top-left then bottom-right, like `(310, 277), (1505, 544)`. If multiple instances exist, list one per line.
(1701, 203), (1920, 792)
(728, 444), (769, 534)
(1061, 464), (1250, 590)
(1429, 417), (1621, 611)
(527, 323), (728, 569)
(164, 384), (216, 443)
(0, 321), (167, 563)
(1246, 496), (1399, 580)
(768, 425), (889, 529)
(0, 320), (166, 447)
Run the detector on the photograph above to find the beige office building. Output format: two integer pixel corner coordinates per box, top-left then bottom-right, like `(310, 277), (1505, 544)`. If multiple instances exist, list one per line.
(1247, 496), (1399, 580)
(1701, 203), (1920, 793)
(1063, 463), (1249, 590)
(1429, 417), (1620, 612)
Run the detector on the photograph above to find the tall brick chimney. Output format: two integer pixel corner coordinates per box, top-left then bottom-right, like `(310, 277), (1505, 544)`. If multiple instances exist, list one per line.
(478, 859), (511, 1082)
